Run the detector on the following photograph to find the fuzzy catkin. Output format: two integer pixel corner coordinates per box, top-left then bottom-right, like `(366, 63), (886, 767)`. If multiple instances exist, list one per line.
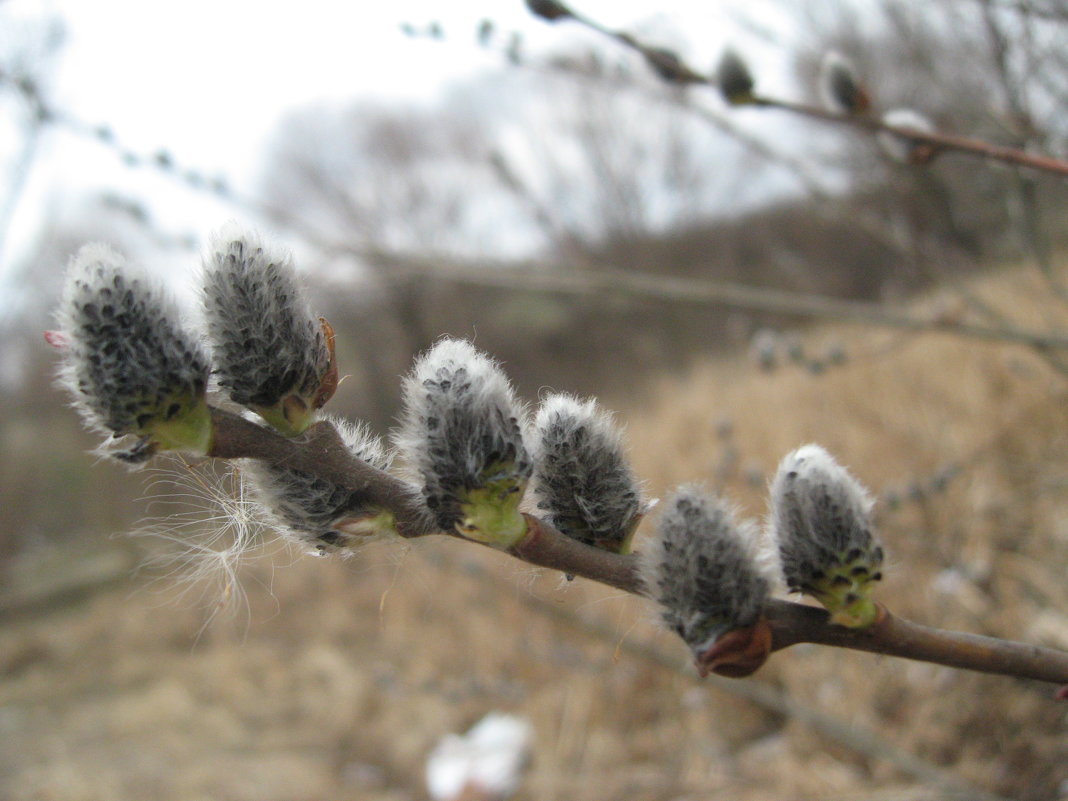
(769, 444), (884, 596)
(878, 108), (936, 164)
(55, 244), (210, 454)
(531, 394), (642, 551)
(525, 0), (573, 21)
(244, 416), (394, 552)
(818, 51), (867, 114)
(641, 486), (769, 654)
(202, 226), (328, 412)
(393, 338), (531, 532)
(716, 48), (754, 104)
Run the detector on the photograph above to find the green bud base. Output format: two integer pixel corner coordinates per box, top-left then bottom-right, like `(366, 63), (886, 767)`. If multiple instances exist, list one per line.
(456, 477), (528, 549)
(335, 509), (400, 543)
(254, 394), (315, 437)
(595, 513), (643, 555)
(143, 395), (214, 455)
(805, 551), (882, 629)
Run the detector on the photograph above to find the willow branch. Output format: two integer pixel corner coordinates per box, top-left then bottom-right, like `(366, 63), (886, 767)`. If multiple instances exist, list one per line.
(208, 407), (434, 537)
(538, 2), (1068, 179)
(755, 97), (1068, 178)
(765, 599), (1068, 687)
(515, 514), (641, 592)
(208, 407), (1068, 692)
(501, 574), (1013, 801)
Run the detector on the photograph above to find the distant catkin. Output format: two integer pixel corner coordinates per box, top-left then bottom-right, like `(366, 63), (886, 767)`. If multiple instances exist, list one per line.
(524, 0), (574, 22)
(202, 225), (332, 436)
(768, 444), (884, 627)
(54, 243), (212, 462)
(641, 486), (769, 655)
(716, 48), (755, 105)
(244, 415), (397, 554)
(818, 51), (869, 115)
(531, 394), (643, 553)
(878, 108), (937, 165)
(394, 338), (531, 547)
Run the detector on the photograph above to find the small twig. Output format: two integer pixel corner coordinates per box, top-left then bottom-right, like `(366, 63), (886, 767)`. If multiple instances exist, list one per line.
(207, 407), (1068, 692)
(208, 407), (433, 537)
(764, 600), (1068, 687)
(754, 97), (1068, 179)
(515, 514), (640, 592)
(534, 1), (1068, 179)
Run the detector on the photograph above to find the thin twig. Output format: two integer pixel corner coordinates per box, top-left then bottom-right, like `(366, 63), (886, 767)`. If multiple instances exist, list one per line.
(536, 1), (1068, 179)
(15, 45), (1068, 362)
(756, 97), (1068, 178)
(765, 599), (1068, 686)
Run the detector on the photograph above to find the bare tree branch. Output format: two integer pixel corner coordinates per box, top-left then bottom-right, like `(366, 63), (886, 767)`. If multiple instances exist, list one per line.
(533, 1), (1068, 179)
(356, 247), (1068, 351)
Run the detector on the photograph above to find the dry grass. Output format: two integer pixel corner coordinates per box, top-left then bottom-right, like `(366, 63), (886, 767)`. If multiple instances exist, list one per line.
(3, 264), (1068, 801)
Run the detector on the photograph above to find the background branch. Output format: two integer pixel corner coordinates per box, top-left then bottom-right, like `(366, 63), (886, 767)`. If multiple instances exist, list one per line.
(361, 247), (1068, 350)
(542, 0), (1068, 178)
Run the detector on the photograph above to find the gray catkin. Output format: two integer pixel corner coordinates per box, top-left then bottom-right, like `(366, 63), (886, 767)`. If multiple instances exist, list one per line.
(393, 338), (531, 532)
(818, 51), (865, 114)
(202, 225), (327, 410)
(55, 243), (209, 444)
(716, 48), (754, 103)
(530, 394), (642, 549)
(641, 485), (769, 654)
(768, 444), (883, 595)
(878, 108), (936, 164)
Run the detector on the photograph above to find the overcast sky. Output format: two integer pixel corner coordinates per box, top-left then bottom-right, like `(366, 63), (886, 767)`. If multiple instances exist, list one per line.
(0, 0), (794, 298)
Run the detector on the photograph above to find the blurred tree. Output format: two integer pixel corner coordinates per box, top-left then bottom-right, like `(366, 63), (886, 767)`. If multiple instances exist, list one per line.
(0, 198), (168, 560)
(789, 0), (1068, 270)
(0, 12), (65, 290)
(255, 47), (803, 421)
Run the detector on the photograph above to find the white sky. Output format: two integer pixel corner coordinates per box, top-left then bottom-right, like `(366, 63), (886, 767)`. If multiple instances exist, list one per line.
(0, 0), (794, 295)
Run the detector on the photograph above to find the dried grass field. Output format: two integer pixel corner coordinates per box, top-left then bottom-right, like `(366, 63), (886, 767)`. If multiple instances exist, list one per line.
(3, 264), (1068, 801)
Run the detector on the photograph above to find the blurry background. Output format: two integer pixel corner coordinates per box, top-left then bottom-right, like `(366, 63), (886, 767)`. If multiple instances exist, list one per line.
(2, 1), (1068, 799)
